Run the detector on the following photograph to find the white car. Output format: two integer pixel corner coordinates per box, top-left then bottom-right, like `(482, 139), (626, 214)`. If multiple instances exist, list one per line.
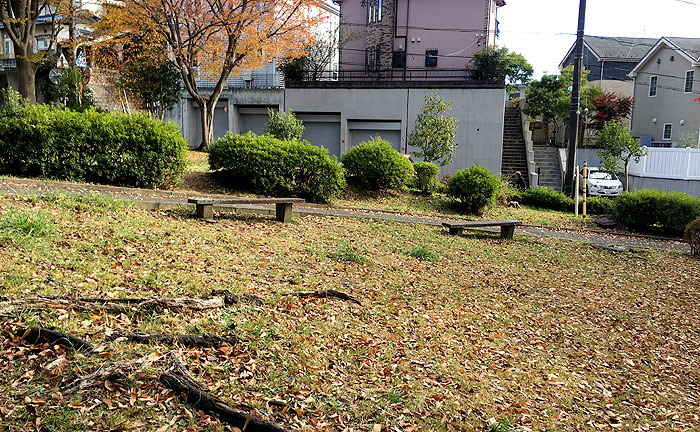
(581, 168), (623, 197)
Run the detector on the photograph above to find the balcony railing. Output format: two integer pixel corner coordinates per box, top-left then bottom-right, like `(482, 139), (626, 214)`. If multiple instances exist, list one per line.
(195, 69), (285, 90)
(285, 69), (505, 89)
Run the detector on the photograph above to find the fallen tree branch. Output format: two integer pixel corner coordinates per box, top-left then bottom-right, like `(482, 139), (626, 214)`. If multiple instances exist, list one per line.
(276, 289), (362, 306)
(159, 353), (288, 432)
(1, 290), (263, 315)
(60, 355), (153, 395)
(106, 332), (243, 348)
(16, 327), (94, 353)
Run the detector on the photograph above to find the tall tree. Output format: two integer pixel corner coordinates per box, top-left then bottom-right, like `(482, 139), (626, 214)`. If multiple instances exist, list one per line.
(100, 0), (321, 149)
(525, 65), (599, 145)
(408, 93), (458, 167)
(471, 47), (533, 91)
(0, 0), (66, 102)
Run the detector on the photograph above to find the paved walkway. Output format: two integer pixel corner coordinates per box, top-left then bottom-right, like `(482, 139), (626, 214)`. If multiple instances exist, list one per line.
(0, 177), (690, 252)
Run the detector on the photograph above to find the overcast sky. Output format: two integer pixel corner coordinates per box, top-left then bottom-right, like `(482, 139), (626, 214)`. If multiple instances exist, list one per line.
(497, 0), (700, 79)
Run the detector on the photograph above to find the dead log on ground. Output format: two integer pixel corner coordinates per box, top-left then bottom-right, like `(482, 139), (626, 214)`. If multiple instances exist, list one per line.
(276, 289), (362, 306)
(1, 290), (262, 315)
(60, 355), (154, 395)
(16, 327), (94, 353)
(159, 353), (288, 432)
(106, 331), (243, 348)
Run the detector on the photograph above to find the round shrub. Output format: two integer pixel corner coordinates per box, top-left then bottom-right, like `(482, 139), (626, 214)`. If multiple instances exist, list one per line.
(413, 161), (440, 194)
(341, 138), (414, 191)
(0, 104), (187, 188)
(613, 189), (700, 236)
(447, 165), (501, 213)
(684, 218), (700, 256)
(209, 132), (344, 203)
(520, 187), (574, 212)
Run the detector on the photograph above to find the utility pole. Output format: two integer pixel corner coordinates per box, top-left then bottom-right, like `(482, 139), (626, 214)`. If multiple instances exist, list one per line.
(563, 0), (587, 197)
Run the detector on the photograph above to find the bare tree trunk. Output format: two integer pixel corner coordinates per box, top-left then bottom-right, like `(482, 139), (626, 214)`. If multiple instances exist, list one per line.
(197, 99), (216, 150)
(624, 161), (629, 192)
(15, 57), (37, 103)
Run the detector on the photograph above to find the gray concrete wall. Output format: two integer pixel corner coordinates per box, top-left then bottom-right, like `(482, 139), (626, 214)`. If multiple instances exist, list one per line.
(284, 87), (505, 176)
(631, 45), (700, 144)
(628, 175), (700, 196)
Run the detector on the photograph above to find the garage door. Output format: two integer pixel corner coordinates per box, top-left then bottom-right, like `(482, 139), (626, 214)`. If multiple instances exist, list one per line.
(239, 106), (276, 135)
(349, 121), (403, 153)
(192, 101), (229, 145)
(297, 114), (341, 157)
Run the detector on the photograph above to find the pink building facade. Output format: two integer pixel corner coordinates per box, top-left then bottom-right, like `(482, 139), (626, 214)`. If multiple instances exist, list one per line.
(335, 0), (504, 74)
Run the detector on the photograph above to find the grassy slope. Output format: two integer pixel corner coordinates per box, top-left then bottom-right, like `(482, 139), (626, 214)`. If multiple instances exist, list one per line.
(1, 193), (698, 431)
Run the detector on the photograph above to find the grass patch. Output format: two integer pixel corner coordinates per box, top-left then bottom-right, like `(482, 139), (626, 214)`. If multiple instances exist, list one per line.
(0, 193), (698, 431)
(406, 245), (439, 261)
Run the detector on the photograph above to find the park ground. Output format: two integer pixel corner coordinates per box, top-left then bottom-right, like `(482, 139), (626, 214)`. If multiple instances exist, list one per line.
(0, 152), (699, 432)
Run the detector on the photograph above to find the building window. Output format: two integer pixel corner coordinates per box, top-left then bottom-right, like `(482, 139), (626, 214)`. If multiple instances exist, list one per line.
(36, 37), (50, 51)
(367, 0), (382, 23)
(685, 70), (694, 93)
(663, 123), (672, 140)
(649, 75), (657, 97)
(3, 39), (12, 56)
(366, 44), (381, 72)
(425, 49), (438, 67)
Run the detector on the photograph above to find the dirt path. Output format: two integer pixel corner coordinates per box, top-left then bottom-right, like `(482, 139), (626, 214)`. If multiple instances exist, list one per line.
(0, 176), (690, 252)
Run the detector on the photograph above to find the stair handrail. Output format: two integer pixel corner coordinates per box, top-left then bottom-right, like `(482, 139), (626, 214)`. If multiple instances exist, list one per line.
(518, 104), (538, 188)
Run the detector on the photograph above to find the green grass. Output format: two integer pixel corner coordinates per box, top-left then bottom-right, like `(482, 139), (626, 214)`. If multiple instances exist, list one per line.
(1, 193), (698, 431)
(406, 246), (439, 261)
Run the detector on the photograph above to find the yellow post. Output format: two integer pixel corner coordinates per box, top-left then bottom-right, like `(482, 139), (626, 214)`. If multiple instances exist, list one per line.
(582, 161), (588, 219)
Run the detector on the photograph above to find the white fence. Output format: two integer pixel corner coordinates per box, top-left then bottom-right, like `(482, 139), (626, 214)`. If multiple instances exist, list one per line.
(628, 147), (700, 180)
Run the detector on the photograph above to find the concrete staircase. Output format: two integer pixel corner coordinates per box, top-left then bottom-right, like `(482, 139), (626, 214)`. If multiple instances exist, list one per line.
(533, 146), (563, 191)
(501, 106), (529, 181)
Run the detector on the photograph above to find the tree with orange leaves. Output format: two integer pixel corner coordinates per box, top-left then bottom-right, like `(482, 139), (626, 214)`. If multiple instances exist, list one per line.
(98, 0), (322, 149)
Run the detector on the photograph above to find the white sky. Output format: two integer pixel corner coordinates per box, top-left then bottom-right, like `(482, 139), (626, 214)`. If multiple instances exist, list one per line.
(497, 0), (700, 79)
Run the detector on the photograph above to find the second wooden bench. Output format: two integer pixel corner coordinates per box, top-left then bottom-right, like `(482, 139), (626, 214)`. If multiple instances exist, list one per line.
(442, 219), (522, 240)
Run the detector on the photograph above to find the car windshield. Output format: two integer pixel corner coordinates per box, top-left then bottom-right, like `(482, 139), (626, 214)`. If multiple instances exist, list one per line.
(589, 171), (614, 180)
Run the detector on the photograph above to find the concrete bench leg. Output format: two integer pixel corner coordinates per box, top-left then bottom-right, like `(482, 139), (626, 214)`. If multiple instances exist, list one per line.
(276, 203), (293, 223)
(448, 226), (464, 236)
(195, 203), (213, 220)
(500, 225), (516, 240)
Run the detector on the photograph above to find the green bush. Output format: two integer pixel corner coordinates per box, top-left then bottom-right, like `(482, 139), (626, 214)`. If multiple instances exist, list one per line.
(341, 138), (414, 190)
(613, 189), (700, 236)
(208, 132), (344, 203)
(447, 165), (502, 213)
(684, 218), (700, 256)
(584, 196), (615, 215)
(264, 108), (304, 140)
(0, 104), (187, 188)
(413, 161), (440, 194)
(520, 187), (574, 212)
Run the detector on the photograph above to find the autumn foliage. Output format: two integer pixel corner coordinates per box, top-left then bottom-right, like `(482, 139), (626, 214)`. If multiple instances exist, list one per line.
(97, 0), (323, 148)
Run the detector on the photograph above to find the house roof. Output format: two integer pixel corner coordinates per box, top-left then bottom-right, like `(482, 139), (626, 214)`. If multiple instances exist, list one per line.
(559, 36), (658, 68)
(629, 37), (700, 77)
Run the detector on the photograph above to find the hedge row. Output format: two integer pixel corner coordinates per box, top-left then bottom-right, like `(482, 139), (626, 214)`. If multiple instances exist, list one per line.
(209, 132), (344, 203)
(0, 104), (187, 188)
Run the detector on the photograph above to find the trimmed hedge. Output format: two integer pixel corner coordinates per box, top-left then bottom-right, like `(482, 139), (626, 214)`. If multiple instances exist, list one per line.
(0, 104), (187, 188)
(612, 189), (700, 236)
(341, 138), (414, 191)
(520, 187), (574, 212)
(447, 165), (501, 214)
(208, 132), (344, 203)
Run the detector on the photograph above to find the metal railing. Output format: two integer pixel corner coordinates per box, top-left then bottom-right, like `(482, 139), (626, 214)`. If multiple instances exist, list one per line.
(0, 59), (16, 71)
(288, 68), (505, 83)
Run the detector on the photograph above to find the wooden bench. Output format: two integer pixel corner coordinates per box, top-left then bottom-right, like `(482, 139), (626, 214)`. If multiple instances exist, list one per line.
(188, 198), (305, 222)
(442, 219), (522, 240)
